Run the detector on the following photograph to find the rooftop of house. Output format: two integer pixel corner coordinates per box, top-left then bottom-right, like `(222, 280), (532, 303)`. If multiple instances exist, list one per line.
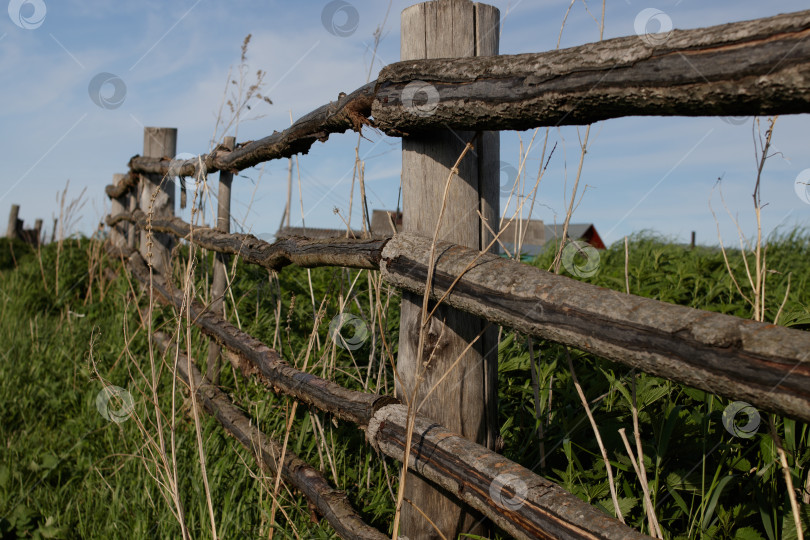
(276, 226), (361, 239)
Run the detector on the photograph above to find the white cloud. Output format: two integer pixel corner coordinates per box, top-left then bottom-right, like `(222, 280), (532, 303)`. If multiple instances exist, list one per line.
(1, 1), (808, 243)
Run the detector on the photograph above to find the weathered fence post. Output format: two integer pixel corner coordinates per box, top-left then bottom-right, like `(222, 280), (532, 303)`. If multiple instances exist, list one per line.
(207, 136), (235, 384)
(397, 1), (500, 537)
(139, 127), (177, 274)
(6, 204), (20, 240)
(34, 219), (42, 246)
(127, 186), (137, 250)
(109, 173), (128, 248)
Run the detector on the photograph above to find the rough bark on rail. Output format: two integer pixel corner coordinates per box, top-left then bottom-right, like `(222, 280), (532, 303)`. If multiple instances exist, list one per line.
(373, 9), (810, 133)
(107, 209), (384, 271)
(105, 171), (139, 199)
(120, 248), (393, 426)
(152, 332), (388, 540)
(380, 232), (810, 424)
(367, 404), (651, 540)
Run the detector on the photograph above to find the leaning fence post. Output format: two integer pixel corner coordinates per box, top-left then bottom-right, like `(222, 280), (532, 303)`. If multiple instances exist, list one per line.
(396, 1), (500, 537)
(6, 204), (20, 240)
(139, 127), (177, 274)
(207, 136), (235, 384)
(109, 173), (128, 248)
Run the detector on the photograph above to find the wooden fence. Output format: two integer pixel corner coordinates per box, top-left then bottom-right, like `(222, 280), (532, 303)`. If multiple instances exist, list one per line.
(103, 4), (810, 539)
(5, 204), (44, 247)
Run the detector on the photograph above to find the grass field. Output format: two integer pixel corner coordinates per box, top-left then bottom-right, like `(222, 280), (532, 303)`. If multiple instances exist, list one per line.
(0, 230), (808, 539)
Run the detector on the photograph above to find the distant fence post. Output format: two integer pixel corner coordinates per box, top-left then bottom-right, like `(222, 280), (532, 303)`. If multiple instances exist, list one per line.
(110, 173), (128, 248)
(139, 127), (177, 273)
(6, 204), (20, 240)
(396, 0), (500, 537)
(207, 136), (235, 384)
(34, 219), (42, 246)
(127, 186), (137, 250)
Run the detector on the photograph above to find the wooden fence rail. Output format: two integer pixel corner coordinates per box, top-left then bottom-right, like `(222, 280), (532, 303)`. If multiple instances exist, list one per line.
(107, 211), (810, 425)
(99, 4), (810, 538)
(113, 245), (651, 540)
(373, 9), (810, 133)
(380, 233), (810, 424)
(102, 8), (810, 194)
(106, 209), (384, 271)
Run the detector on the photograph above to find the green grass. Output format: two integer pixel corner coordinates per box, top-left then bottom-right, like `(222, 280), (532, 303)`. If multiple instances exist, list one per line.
(0, 231), (808, 539)
(0, 239), (399, 539)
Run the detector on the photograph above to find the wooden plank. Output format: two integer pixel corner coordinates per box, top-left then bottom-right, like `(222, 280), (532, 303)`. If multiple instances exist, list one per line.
(374, 9), (810, 133)
(109, 174), (128, 248)
(367, 403), (652, 540)
(104, 171), (138, 199)
(380, 232), (810, 425)
(128, 82), (376, 179)
(33, 219), (42, 246)
(207, 136), (235, 384)
(397, 1), (498, 537)
(475, 0), (502, 467)
(139, 127), (177, 274)
(152, 332), (389, 540)
(6, 204), (19, 239)
(116, 10), (810, 181)
(106, 209), (386, 271)
(126, 184), (137, 250)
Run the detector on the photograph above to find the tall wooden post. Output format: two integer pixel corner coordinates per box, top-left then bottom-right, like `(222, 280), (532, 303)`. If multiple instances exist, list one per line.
(139, 127), (177, 274)
(6, 204), (20, 239)
(207, 136), (235, 384)
(397, 1), (500, 538)
(110, 173), (128, 248)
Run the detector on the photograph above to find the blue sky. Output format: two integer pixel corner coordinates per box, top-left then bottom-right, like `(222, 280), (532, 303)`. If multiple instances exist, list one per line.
(1, 0), (809, 248)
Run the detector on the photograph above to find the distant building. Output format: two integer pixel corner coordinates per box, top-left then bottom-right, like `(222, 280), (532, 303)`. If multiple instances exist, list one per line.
(276, 212), (605, 257)
(276, 226), (359, 239)
(498, 220), (605, 256)
(370, 209), (402, 235)
(276, 210), (404, 240)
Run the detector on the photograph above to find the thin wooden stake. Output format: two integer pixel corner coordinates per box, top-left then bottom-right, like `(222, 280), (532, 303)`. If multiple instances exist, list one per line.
(207, 136), (234, 384)
(6, 204), (20, 240)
